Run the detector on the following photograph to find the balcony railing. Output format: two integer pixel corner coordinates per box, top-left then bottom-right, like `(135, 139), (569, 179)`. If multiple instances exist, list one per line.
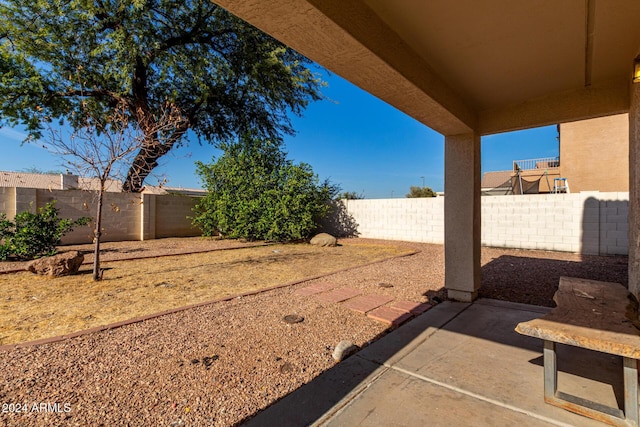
(513, 157), (560, 171)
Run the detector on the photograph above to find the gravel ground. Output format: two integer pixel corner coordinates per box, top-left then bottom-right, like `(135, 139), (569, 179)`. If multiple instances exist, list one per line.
(0, 238), (628, 426)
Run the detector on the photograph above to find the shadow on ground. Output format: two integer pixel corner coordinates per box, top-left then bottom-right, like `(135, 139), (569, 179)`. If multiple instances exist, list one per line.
(479, 254), (628, 307)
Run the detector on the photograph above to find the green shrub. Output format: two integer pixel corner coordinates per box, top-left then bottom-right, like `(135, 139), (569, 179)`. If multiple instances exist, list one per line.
(406, 186), (437, 198)
(0, 202), (91, 260)
(193, 135), (338, 242)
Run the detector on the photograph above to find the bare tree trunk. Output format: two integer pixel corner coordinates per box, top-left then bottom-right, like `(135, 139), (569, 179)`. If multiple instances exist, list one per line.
(92, 184), (105, 281)
(121, 124), (189, 192)
(122, 144), (165, 192)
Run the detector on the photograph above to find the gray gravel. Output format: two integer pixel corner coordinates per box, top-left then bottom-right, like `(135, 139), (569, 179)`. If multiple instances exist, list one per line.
(0, 239), (627, 426)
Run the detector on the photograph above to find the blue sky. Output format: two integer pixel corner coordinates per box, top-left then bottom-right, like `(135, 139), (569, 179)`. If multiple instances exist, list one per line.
(0, 71), (559, 199)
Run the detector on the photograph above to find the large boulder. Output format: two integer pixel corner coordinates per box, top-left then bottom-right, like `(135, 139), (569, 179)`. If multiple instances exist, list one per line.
(310, 233), (337, 247)
(28, 251), (84, 277)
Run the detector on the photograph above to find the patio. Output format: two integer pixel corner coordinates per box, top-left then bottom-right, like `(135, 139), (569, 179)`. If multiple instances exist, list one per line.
(246, 299), (623, 426)
(210, 4), (640, 423)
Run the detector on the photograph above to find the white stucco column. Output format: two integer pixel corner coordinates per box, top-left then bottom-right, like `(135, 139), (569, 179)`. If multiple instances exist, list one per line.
(444, 133), (481, 302)
(629, 70), (640, 300)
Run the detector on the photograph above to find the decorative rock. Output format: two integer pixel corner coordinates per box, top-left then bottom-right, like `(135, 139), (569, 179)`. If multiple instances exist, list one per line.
(332, 340), (359, 362)
(283, 314), (304, 324)
(310, 233), (337, 247)
(27, 251), (84, 277)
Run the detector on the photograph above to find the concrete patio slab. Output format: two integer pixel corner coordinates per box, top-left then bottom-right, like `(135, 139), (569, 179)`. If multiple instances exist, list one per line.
(243, 299), (626, 427)
(390, 299), (613, 426)
(321, 368), (558, 427)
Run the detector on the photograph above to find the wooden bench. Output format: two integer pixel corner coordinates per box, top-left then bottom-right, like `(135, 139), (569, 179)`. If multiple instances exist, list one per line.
(516, 277), (640, 427)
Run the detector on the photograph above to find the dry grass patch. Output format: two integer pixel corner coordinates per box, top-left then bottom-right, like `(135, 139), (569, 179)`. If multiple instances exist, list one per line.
(0, 241), (413, 345)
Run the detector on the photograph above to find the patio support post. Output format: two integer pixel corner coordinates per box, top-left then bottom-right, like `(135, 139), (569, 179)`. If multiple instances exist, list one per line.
(444, 132), (481, 302)
(629, 69), (640, 300)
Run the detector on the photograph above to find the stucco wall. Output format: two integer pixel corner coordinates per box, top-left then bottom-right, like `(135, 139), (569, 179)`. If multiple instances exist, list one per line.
(339, 192), (629, 255)
(560, 114), (629, 193)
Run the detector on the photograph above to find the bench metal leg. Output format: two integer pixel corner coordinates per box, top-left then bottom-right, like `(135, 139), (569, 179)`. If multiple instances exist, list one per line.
(543, 340), (557, 400)
(624, 357), (639, 426)
(542, 340), (639, 427)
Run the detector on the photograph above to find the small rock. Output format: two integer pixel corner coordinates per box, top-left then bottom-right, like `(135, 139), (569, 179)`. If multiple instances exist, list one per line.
(27, 251), (84, 277)
(278, 362), (294, 373)
(310, 233), (337, 247)
(378, 282), (394, 288)
(283, 314), (304, 324)
(154, 282), (175, 288)
(332, 340), (359, 362)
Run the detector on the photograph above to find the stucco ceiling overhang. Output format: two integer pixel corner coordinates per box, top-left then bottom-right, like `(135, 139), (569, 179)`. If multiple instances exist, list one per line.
(211, 0), (640, 136)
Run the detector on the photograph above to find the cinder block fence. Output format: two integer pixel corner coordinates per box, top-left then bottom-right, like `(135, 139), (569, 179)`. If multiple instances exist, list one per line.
(340, 192), (629, 256)
(0, 187), (629, 255)
(0, 187), (201, 244)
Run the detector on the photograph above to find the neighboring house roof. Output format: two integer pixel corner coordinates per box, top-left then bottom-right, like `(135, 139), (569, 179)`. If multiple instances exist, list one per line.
(481, 170), (513, 189)
(0, 171), (205, 195)
(0, 171), (123, 192)
(142, 185), (207, 196)
(0, 171), (61, 190)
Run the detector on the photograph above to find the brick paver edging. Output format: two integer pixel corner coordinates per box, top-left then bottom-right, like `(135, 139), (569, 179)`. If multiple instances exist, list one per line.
(0, 242), (271, 275)
(0, 248), (420, 351)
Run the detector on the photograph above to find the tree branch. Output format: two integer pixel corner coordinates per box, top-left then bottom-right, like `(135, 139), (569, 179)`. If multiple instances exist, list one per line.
(52, 88), (126, 105)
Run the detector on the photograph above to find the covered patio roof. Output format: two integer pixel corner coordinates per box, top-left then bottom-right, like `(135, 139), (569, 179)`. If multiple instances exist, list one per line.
(212, 0), (640, 301)
(212, 0), (640, 135)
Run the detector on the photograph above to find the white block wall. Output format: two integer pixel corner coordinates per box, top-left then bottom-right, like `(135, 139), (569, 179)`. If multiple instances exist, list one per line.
(597, 193), (629, 255)
(340, 192), (629, 255)
(342, 198), (445, 243)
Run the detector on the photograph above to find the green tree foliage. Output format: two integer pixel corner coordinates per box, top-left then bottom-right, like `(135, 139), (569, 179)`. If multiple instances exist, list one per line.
(339, 191), (364, 200)
(21, 167), (64, 175)
(0, 202), (90, 260)
(406, 186), (437, 198)
(0, 0), (324, 192)
(193, 135), (337, 242)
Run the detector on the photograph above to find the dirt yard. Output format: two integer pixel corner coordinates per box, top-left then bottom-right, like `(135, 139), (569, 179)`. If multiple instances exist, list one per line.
(0, 237), (628, 427)
(0, 239), (414, 345)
